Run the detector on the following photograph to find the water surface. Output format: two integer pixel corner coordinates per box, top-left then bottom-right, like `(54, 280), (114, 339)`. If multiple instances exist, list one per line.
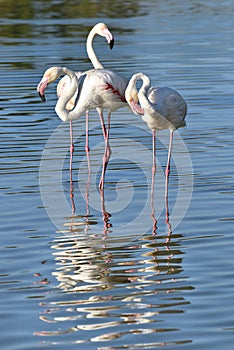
(1, 1), (234, 349)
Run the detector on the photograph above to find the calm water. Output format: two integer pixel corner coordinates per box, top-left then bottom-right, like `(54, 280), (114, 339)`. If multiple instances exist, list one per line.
(1, 1), (234, 349)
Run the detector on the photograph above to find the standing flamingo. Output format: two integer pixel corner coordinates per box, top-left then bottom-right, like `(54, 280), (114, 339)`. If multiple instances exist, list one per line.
(37, 66), (127, 189)
(38, 23), (128, 189)
(56, 23), (115, 173)
(125, 72), (187, 200)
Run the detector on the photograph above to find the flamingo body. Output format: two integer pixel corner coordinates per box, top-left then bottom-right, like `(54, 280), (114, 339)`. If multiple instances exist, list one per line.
(125, 72), (187, 198)
(37, 67), (127, 122)
(142, 86), (187, 131)
(125, 73), (187, 132)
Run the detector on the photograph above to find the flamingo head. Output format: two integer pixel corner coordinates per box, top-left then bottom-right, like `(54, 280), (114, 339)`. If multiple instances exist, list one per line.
(37, 67), (65, 101)
(95, 23), (114, 50)
(125, 87), (145, 116)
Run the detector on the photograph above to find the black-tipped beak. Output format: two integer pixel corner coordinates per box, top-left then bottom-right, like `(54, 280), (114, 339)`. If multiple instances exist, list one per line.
(38, 92), (46, 102)
(109, 38), (114, 50)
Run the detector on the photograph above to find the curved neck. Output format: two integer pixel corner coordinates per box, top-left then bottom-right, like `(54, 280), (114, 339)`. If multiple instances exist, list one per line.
(86, 27), (103, 69)
(133, 73), (152, 111)
(55, 67), (79, 122)
(138, 73), (151, 100)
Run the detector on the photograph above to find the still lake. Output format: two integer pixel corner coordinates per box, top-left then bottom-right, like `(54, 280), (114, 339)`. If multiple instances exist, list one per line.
(1, 1), (234, 349)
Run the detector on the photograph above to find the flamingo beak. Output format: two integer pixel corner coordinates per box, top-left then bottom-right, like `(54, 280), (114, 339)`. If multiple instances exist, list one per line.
(129, 99), (144, 115)
(37, 78), (48, 102)
(38, 92), (46, 102)
(109, 37), (114, 50)
(102, 28), (115, 50)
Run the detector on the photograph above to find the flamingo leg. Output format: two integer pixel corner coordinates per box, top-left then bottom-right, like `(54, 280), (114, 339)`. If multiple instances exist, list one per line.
(69, 121), (76, 214)
(85, 148), (91, 219)
(99, 111), (112, 190)
(152, 129), (156, 176)
(105, 110), (112, 161)
(151, 129), (157, 235)
(69, 121), (74, 179)
(85, 110), (90, 154)
(165, 130), (173, 199)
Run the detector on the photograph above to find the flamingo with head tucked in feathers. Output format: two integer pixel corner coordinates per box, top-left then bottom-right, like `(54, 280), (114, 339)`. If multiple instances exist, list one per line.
(37, 65), (127, 190)
(125, 72), (187, 198)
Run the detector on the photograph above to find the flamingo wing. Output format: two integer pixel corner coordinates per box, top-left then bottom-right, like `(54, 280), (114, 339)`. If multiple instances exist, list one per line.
(148, 87), (187, 128)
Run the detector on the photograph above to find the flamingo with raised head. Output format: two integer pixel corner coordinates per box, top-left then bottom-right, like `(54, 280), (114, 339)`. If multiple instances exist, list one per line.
(56, 23), (115, 172)
(125, 72), (187, 198)
(37, 65), (127, 189)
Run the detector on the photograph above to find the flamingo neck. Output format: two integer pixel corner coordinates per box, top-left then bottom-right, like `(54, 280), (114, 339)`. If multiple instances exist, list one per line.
(55, 67), (79, 122)
(137, 73), (154, 114)
(137, 73), (150, 102)
(86, 27), (103, 69)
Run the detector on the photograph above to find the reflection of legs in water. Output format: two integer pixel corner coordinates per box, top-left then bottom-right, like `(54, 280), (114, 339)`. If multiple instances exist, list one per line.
(68, 149), (91, 233)
(151, 130), (157, 236)
(100, 188), (112, 235)
(165, 190), (172, 243)
(70, 179), (76, 216)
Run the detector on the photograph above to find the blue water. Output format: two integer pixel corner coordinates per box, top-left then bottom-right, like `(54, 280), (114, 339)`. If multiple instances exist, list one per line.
(1, 1), (234, 349)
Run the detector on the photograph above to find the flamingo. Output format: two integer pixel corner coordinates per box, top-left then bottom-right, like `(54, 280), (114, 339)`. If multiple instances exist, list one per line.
(56, 23), (115, 173)
(37, 66), (127, 190)
(125, 72), (187, 199)
(37, 23), (128, 190)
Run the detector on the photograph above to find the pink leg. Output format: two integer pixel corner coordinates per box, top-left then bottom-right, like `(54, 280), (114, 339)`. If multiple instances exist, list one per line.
(98, 108), (107, 140)
(69, 121), (75, 214)
(69, 121), (74, 180)
(85, 149), (91, 219)
(99, 111), (112, 190)
(165, 130), (173, 199)
(165, 130), (173, 241)
(85, 110), (90, 154)
(152, 130), (156, 176)
(105, 110), (112, 161)
(151, 130), (157, 235)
